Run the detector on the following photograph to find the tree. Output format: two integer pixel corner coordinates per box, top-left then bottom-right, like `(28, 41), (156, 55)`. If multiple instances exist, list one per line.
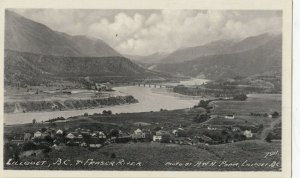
(193, 114), (210, 123)
(233, 133), (240, 140)
(102, 110), (112, 115)
(84, 112), (89, 116)
(111, 153), (116, 158)
(109, 129), (119, 138)
(272, 112), (280, 118)
(258, 124), (264, 130)
(197, 100), (209, 108)
(22, 142), (37, 151)
(221, 130), (228, 135)
(265, 133), (273, 143)
(32, 119), (36, 125)
(83, 134), (92, 144)
(153, 126), (161, 131)
(240, 135), (247, 141)
(233, 93), (248, 101)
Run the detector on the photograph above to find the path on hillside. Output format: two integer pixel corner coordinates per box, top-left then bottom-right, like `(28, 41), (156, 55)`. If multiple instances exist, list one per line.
(200, 115), (217, 125)
(260, 117), (281, 140)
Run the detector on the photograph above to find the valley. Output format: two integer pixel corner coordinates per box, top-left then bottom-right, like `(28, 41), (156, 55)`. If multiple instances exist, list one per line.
(3, 9), (284, 172)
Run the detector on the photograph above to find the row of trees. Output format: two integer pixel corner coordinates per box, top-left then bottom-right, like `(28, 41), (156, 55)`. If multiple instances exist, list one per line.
(84, 110), (112, 117)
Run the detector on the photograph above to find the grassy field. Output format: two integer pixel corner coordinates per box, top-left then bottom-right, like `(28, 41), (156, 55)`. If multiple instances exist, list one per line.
(206, 94), (281, 139)
(211, 94), (281, 116)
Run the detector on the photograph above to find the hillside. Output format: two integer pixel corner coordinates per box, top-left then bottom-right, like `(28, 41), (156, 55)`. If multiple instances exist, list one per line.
(5, 10), (121, 57)
(160, 33), (279, 64)
(154, 34), (282, 79)
(5, 103), (281, 171)
(4, 50), (163, 86)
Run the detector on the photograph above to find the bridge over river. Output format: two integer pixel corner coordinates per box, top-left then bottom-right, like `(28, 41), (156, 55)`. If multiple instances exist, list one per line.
(115, 82), (175, 88)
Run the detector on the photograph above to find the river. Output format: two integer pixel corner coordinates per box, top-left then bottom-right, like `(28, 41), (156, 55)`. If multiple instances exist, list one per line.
(4, 79), (208, 125)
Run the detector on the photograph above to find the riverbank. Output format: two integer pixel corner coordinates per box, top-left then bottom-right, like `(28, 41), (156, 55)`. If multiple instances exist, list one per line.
(4, 86), (201, 125)
(4, 95), (138, 113)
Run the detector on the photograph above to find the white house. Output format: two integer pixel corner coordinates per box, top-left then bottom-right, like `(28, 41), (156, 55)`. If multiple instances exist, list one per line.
(80, 142), (87, 147)
(89, 143), (101, 148)
(172, 130), (178, 135)
(232, 127), (241, 132)
(91, 132), (98, 137)
(134, 128), (142, 135)
(207, 126), (217, 130)
(34, 131), (42, 138)
(56, 129), (63, 135)
(99, 131), (106, 139)
(243, 130), (253, 138)
(172, 127), (185, 137)
(153, 135), (162, 142)
(225, 114), (235, 119)
(95, 82), (112, 91)
(66, 133), (75, 139)
(152, 130), (170, 142)
(77, 134), (83, 139)
(132, 128), (146, 139)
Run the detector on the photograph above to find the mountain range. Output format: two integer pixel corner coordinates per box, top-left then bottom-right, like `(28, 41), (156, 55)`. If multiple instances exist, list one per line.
(153, 34), (282, 79)
(4, 10), (282, 86)
(159, 33), (280, 64)
(4, 11), (166, 86)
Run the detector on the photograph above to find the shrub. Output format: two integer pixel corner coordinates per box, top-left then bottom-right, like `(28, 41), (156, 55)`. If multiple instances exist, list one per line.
(233, 93), (248, 101)
(193, 114), (210, 123)
(22, 142), (37, 151)
(272, 112), (280, 118)
(111, 153), (116, 158)
(196, 100), (210, 108)
(265, 133), (273, 143)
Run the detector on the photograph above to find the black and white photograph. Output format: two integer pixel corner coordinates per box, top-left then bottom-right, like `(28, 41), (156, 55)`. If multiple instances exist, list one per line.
(0, 0), (293, 177)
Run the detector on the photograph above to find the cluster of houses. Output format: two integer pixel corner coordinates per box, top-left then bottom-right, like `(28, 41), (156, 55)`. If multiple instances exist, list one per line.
(205, 124), (253, 138)
(250, 112), (280, 118)
(6, 127), (182, 150)
(91, 82), (112, 91)
(7, 123), (255, 152)
(225, 111), (280, 120)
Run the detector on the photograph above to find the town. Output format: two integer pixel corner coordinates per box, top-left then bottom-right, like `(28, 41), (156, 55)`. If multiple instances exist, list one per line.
(4, 97), (281, 163)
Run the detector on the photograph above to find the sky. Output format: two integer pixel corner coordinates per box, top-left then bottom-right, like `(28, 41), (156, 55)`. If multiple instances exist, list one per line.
(12, 9), (282, 56)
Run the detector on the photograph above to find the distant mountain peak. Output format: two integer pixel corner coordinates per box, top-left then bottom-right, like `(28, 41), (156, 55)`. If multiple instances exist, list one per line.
(5, 10), (121, 58)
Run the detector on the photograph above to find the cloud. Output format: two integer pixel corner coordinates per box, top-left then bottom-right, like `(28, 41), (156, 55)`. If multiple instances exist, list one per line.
(11, 9), (282, 55)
